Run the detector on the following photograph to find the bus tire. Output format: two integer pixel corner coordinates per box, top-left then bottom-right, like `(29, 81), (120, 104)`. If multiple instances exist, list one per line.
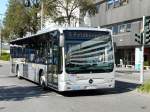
(39, 71), (47, 90)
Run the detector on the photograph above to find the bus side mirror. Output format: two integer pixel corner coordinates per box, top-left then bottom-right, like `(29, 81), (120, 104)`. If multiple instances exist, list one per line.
(59, 35), (64, 47)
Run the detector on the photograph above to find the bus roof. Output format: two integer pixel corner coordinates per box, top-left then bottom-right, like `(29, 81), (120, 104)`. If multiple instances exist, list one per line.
(10, 27), (111, 45)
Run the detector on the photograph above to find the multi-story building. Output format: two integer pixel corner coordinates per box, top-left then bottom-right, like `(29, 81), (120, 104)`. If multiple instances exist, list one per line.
(81, 0), (150, 69)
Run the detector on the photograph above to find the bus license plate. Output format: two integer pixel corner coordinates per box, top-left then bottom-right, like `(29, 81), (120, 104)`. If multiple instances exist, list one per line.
(86, 86), (96, 89)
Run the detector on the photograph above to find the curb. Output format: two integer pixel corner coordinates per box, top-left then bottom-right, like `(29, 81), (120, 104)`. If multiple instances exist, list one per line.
(116, 78), (141, 84)
(0, 60), (10, 63)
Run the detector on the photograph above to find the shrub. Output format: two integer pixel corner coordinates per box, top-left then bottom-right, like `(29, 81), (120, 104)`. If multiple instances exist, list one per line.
(0, 52), (10, 61)
(138, 80), (150, 94)
(144, 61), (149, 66)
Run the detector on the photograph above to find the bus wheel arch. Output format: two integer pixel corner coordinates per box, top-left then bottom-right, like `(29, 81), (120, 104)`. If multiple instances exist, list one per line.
(39, 69), (47, 89)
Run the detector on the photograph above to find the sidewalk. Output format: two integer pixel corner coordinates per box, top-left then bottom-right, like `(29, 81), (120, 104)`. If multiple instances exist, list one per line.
(115, 67), (150, 84)
(115, 67), (139, 73)
(0, 60), (10, 64)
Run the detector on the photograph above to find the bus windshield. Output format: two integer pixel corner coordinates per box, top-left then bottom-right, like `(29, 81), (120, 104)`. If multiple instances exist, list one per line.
(64, 30), (114, 74)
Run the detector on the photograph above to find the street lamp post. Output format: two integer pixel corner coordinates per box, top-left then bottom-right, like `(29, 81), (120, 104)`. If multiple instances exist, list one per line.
(0, 14), (3, 56)
(40, 1), (44, 30)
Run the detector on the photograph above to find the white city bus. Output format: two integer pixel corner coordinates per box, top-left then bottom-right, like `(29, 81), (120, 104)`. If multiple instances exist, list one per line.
(10, 27), (115, 91)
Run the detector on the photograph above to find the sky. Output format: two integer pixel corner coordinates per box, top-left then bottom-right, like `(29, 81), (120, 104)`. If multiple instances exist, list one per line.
(0, 0), (8, 20)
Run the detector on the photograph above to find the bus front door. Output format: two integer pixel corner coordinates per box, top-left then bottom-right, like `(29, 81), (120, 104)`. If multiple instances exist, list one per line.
(47, 46), (59, 89)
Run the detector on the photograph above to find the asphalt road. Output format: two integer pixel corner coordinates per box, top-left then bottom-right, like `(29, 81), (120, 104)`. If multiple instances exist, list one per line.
(0, 62), (150, 112)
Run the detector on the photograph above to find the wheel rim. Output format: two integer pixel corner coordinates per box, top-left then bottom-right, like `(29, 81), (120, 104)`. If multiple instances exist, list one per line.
(40, 75), (45, 87)
(40, 76), (43, 85)
(17, 70), (20, 77)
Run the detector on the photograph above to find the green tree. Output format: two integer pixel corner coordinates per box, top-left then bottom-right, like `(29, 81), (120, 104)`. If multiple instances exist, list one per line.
(2, 0), (97, 40)
(27, 5), (40, 33)
(46, 0), (97, 26)
(3, 0), (40, 39)
(3, 0), (28, 39)
(23, 0), (57, 28)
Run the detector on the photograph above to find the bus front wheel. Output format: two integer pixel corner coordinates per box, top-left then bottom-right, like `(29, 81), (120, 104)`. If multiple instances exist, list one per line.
(39, 72), (47, 90)
(17, 68), (22, 79)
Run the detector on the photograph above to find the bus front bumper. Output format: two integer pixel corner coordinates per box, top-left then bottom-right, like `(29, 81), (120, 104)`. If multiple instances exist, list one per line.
(58, 79), (115, 91)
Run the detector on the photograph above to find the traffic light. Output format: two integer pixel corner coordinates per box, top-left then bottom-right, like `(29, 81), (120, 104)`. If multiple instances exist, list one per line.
(23, 0), (31, 7)
(23, 0), (40, 8)
(144, 16), (150, 44)
(135, 32), (143, 44)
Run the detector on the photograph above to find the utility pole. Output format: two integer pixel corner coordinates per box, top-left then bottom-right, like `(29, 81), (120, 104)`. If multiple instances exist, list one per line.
(140, 16), (145, 84)
(135, 16), (150, 84)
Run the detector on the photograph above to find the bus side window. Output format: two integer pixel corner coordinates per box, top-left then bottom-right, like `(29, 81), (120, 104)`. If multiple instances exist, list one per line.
(47, 48), (52, 64)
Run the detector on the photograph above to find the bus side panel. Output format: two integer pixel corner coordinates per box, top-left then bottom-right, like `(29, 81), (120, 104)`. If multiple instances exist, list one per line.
(10, 58), (17, 74)
(27, 63), (47, 83)
(11, 61), (19, 75)
(28, 63), (36, 82)
(11, 63), (16, 74)
(19, 63), (24, 77)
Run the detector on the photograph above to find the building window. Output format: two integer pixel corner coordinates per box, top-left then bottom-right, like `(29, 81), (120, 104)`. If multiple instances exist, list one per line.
(113, 25), (118, 35)
(114, 0), (120, 8)
(126, 23), (131, 32)
(96, 4), (100, 13)
(120, 0), (128, 5)
(106, 0), (128, 10)
(112, 23), (131, 35)
(107, 0), (114, 9)
(119, 24), (126, 33)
